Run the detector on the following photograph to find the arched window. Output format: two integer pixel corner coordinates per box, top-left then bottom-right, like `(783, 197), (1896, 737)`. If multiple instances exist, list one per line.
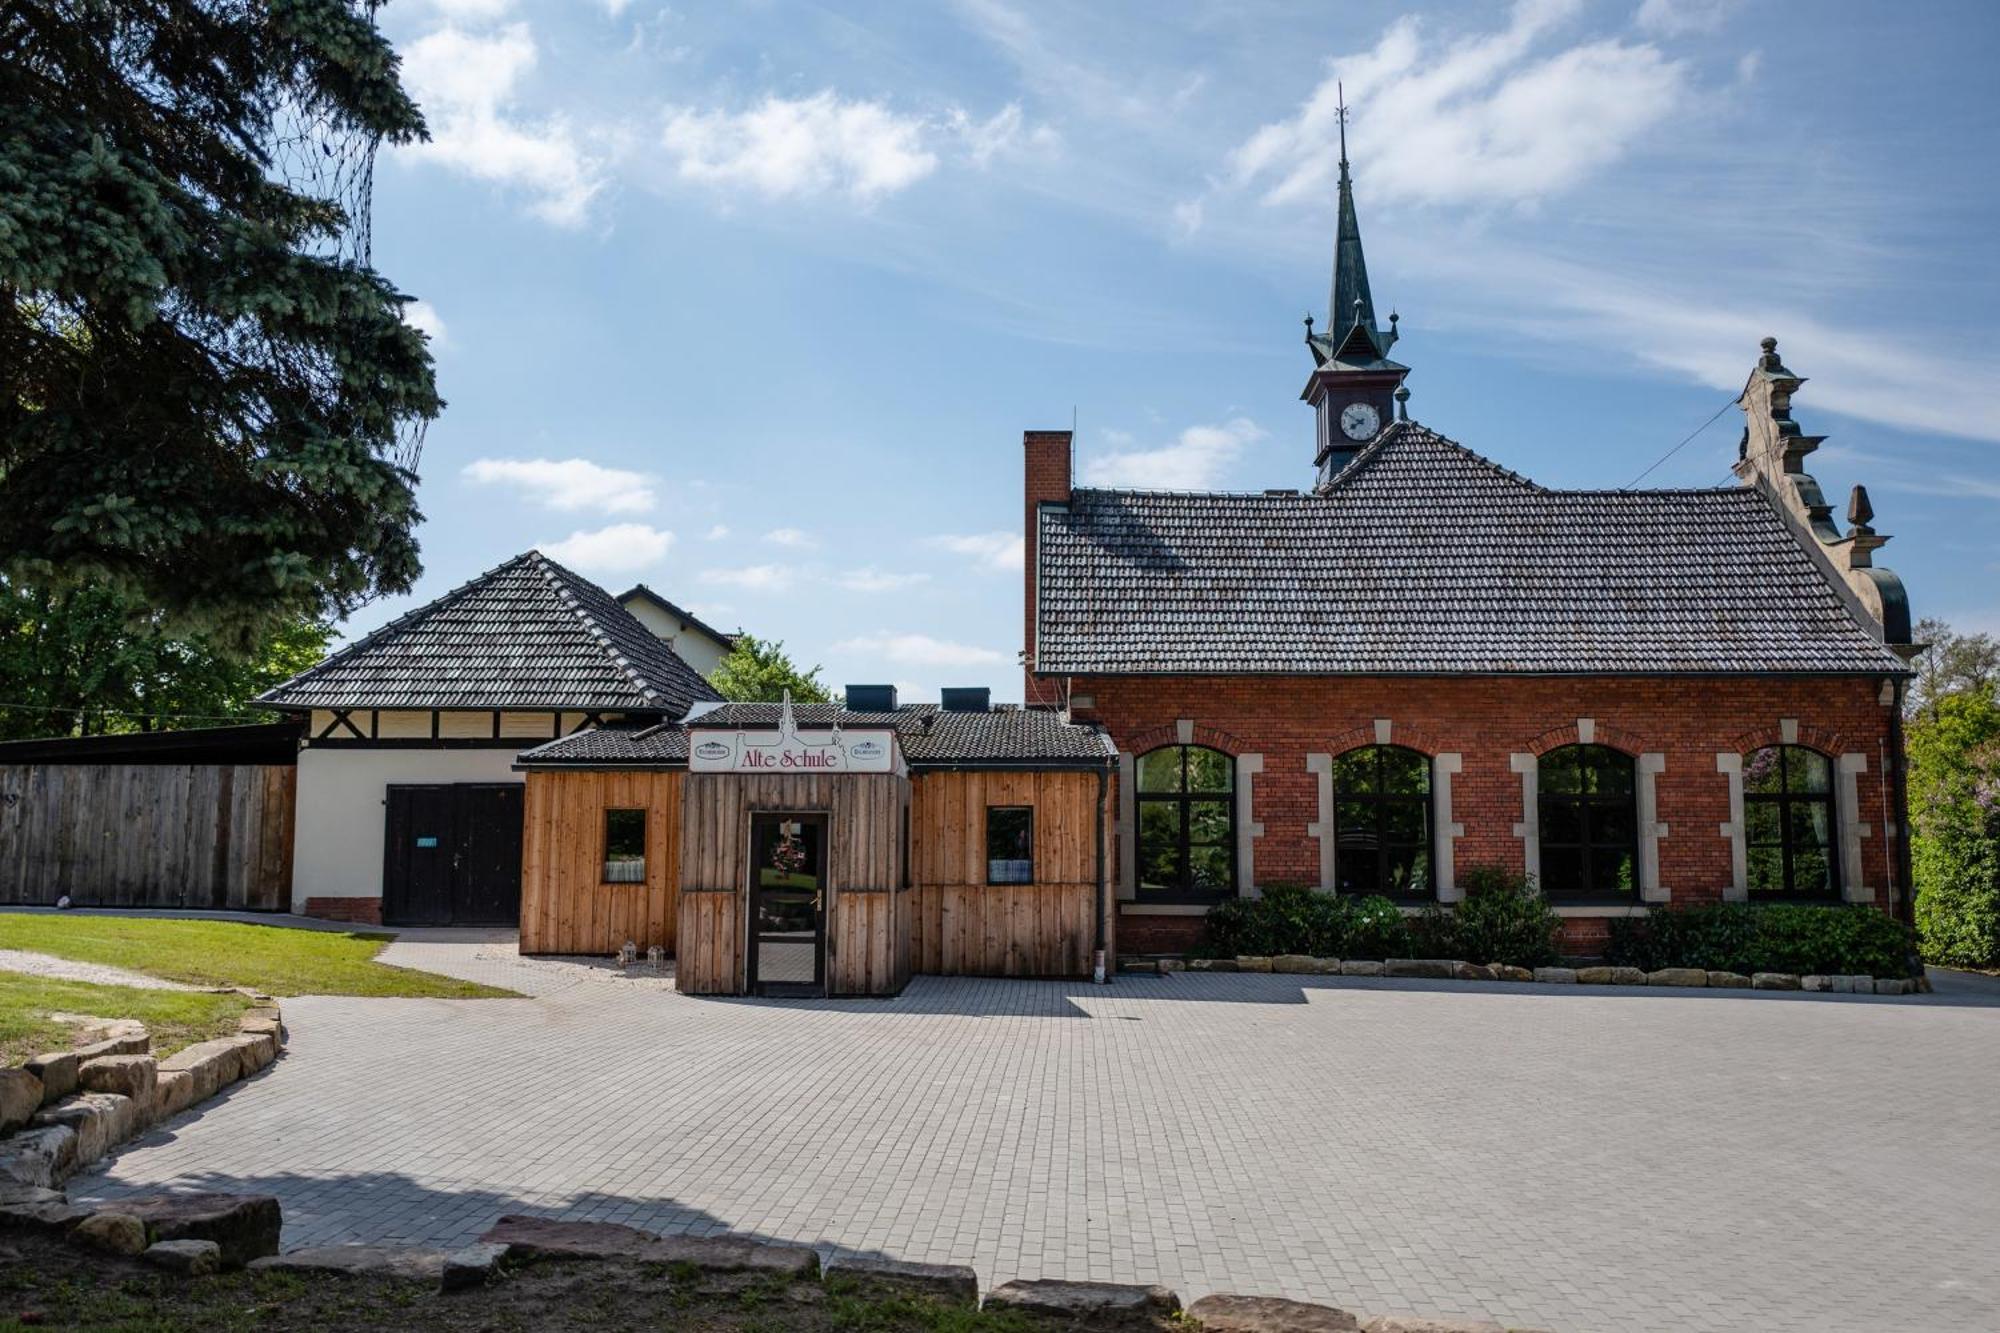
(1136, 745), (1235, 901)
(1744, 746), (1839, 899)
(1333, 746), (1432, 900)
(1538, 745), (1637, 898)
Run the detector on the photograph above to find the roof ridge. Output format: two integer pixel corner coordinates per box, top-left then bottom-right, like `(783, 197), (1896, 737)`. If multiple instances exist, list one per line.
(525, 550), (665, 707)
(1330, 420), (1544, 493)
(253, 550), (541, 704)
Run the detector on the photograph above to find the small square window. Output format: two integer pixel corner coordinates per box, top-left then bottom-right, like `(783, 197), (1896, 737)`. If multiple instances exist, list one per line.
(986, 806), (1033, 885)
(603, 808), (646, 884)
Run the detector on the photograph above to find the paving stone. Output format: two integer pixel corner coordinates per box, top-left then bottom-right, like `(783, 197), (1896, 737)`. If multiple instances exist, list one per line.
(1647, 969), (1707, 988)
(1361, 1319), (1505, 1333)
(1384, 960), (1457, 979)
(111, 1192), (281, 1268)
(1874, 978), (1912, 996)
(70, 1210), (149, 1256)
(23, 1052), (77, 1104)
(1187, 1293), (1360, 1330)
(0, 1069), (42, 1134)
(985, 1278), (1181, 1320)
(825, 1254), (979, 1305)
(251, 1243), (448, 1280)
(144, 1238), (222, 1275)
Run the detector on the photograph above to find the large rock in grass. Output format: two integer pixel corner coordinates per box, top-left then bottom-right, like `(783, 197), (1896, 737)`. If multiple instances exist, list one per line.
(985, 1279), (1182, 1322)
(1187, 1293), (1361, 1331)
(145, 1239), (223, 1276)
(110, 1192), (281, 1268)
(478, 1215), (818, 1277)
(71, 1210), (149, 1256)
(0, 1125), (77, 1189)
(440, 1242), (511, 1292)
(250, 1244), (448, 1281)
(0, 1069), (43, 1134)
(823, 1254), (979, 1306)
(80, 1054), (157, 1105)
(32, 1093), (138, 1167)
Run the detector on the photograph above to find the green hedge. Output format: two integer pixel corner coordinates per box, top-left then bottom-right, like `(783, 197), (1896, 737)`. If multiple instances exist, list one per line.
(1200, 868), (1562, 969)
(1604, 903), (1915, 978)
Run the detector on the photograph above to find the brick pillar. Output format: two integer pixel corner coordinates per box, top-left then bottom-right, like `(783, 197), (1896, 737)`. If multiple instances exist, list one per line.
(1023, 430), (1072, 709)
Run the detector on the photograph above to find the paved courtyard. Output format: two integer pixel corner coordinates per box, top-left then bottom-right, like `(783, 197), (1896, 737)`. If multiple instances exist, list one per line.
(71, 935), (2000, 1332)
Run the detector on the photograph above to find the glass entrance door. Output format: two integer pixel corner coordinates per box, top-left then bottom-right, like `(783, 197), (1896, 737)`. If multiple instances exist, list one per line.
(748, 814), (826, 996)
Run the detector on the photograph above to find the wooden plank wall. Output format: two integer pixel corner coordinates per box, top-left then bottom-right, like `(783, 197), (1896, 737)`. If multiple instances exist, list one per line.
(0, 763), (294, 910)
(910, 770), (1102, 978)
(519, 770), (681, 955)
(676, 771), (910, 996)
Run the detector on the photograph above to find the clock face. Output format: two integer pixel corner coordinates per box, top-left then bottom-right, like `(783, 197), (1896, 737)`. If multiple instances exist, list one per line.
(1339, 401), (1381, 441)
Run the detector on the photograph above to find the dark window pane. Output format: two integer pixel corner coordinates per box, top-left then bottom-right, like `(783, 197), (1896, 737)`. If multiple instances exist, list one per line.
(1744, 800), (1783, 846)
(1792, 846), (1835, 896)
(1384, 845), (1430, 898)
(1594, 803), (1636, 847)
(1334, 799), (1377, 847)
(1380, 748), (1430, 795)
(986, 806), (1033, 885)
(1137, 748), (1182, 792)
(1380, 799), (1427, 844)
(1747, 846), (1784, 894)
(1188, 843), (1232, 892)
(1336, 849), (1379, 894)
(1139, 837), (1182, 894)
(1540, 847), (1585, 894)
(1589, 748), (1635, 796)
(1744, 747), (1785, 796)
(1788, 800), (1833, 851)
(1185, 747), (1233, 793)
(1540, 798), (1585, 846)
(1188, 800), (1232, 845)
(1332, 749), (1378, 794)
(603, 808), (646, 883)
(1789, 749), (1832, 794)
(1541, 749), (1583, 794)
(1600, 848), (1637, 895)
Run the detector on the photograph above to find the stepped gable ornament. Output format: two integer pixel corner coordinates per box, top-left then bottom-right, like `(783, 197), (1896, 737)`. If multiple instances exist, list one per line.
(1733, 335), (1914, 654)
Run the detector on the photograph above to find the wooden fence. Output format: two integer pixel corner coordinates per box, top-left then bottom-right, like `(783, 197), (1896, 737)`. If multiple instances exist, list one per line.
(0, 763), (295, 910)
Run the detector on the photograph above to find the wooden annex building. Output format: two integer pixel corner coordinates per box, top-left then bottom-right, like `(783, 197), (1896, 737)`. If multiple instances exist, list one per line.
(515, 692), (1116, 996)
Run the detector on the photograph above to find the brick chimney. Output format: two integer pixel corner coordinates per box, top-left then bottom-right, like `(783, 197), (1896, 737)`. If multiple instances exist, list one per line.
(1022, 430), (1072, 708)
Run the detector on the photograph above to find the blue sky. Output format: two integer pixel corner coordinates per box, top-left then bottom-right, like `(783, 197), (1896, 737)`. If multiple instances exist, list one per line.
(359, 0), (2000, 701)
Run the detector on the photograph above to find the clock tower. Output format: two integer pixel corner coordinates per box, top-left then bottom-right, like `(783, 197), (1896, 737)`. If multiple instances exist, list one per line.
(1302, 88), (1409, 492)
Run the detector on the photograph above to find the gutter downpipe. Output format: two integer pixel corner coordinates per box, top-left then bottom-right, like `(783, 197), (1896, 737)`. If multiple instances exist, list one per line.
(1094, 763), (1110, 984)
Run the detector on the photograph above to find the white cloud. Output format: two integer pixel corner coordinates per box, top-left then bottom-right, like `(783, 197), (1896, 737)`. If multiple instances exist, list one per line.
(835, 567), (931, 593)
(705, 523), (731, 541)
(1635, 0), (1741, 37)
(403, 299), (449, 347)
(540, 522), (673, 573)
(701, 564), (797, 591)
(1227, 0), (1686, 210)
(398, 23), (605, 226)
(927, 532), (1024, 573)
(763, 527), (817, 548)
(947, 103), (1060, 168)
(462, 457), (656, 513)
(426, 0), (512, 17)
(661, 92), (939, 202)
(830, 633), (1009, 668)
(1080, 417), (1267, 489)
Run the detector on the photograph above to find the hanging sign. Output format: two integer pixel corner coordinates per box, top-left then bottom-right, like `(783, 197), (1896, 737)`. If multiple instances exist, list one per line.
(689, 693), (903, 775)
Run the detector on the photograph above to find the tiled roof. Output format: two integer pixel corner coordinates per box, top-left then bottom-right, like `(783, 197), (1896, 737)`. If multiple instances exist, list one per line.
(617, 584), (740, 649)
(258, 551), (724, 715)
(1035, 422), (1911, 677)
(516, 704), (1117, 769)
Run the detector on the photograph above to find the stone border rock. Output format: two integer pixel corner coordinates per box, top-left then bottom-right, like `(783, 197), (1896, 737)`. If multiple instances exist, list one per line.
(0, 995), (286, 1190)
(1181, 956), (1928, 997)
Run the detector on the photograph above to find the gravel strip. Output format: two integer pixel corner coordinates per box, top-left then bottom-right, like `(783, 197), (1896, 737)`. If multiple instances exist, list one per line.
(0, 948), (201, 990)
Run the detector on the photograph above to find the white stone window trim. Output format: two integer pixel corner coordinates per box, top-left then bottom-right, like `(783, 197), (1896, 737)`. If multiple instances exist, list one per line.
(1433, 753), (1465, 903)
(1837, 753), (1873, 903)
(1510, 752), (1540, 887)
(1306, 754), (1335, 891)
(1637, 753), (1669, 904)
(1116, 751), (1136, 901)
(1236, 753), (1265, 899)
(1715, 753), (1748, 901)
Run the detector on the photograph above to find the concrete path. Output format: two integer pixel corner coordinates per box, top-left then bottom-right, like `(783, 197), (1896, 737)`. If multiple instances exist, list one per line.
(0, 948), (202, 990)
(69, 940), (2000, 1333)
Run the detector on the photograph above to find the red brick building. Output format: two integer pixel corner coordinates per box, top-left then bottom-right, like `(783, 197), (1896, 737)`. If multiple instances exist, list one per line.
(1023, 135), (1917, 956)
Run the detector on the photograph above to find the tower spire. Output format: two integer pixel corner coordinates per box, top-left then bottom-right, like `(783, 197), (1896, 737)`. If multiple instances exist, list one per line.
(1325, 83), (1384, 358)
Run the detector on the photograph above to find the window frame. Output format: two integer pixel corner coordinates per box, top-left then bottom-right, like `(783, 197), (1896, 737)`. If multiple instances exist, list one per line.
(1134, 744), (1237, 904)
(1743, 745), (1841, 902)
(601, 807), (647, 885)
(1536, 745), (1639, 902)
(1331, 744), (1435, 902)
(985, 805), (1035, 886)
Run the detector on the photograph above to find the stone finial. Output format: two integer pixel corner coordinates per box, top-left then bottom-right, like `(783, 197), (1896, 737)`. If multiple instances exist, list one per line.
(1847, 484), (1874, 532)
(1394, 384), (1410, 421)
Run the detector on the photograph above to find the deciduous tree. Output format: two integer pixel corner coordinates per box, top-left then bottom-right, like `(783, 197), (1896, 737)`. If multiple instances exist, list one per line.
(709, 634), (832, 705)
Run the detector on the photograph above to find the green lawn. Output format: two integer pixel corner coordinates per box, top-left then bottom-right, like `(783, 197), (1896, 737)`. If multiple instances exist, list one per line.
(0, 976), (252, 1066)
(0, 915), (516, 1000)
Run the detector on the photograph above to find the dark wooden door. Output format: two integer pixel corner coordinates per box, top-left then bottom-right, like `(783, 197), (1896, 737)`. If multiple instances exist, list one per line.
(384, 785), (457, 926)
(453, 784), (523, 924)
(383, 783), (523, 927)
(747, 813), (826, 996)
